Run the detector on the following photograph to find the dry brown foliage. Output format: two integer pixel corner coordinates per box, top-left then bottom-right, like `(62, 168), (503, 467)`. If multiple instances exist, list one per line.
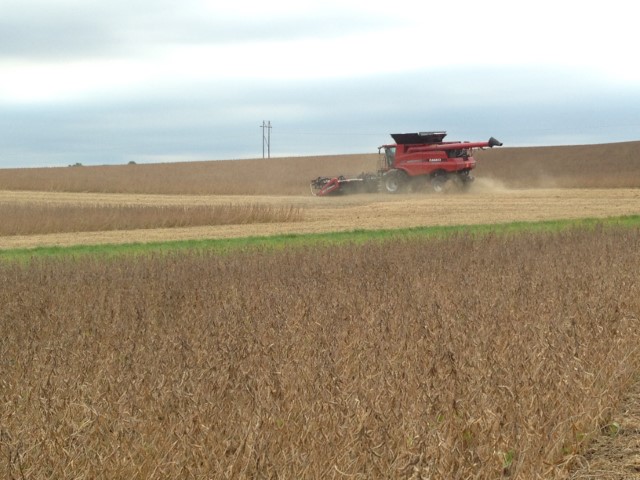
(1, 227), (640, 478)
(569, 379), (640, 478)
(0, 202), (302, 236)
(0, 141), (638, 195)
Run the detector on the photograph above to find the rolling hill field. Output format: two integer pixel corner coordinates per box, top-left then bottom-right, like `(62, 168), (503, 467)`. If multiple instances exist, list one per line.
(0, 140), (638, 195)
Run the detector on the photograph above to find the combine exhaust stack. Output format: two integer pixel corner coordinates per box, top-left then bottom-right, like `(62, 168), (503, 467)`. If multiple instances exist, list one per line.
(310, 131), (502, 196)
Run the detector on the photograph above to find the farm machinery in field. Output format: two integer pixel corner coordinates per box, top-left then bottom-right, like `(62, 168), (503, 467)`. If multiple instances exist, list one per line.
(310, 131), (503, 195)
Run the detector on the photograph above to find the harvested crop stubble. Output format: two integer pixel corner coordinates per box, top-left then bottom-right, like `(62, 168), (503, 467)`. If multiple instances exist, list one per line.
(0, 202), (302, 235)
(1, 227), (640, 478)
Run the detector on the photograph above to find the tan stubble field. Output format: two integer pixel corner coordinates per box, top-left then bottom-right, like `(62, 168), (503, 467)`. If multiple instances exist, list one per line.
(1, 184), (640, 249)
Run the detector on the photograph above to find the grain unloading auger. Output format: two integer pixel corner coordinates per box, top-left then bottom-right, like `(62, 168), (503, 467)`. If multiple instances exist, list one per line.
(310, 131), (503, 196)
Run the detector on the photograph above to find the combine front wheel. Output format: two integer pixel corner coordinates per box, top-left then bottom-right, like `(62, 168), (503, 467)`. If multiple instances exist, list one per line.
(384, 170), (407, 194)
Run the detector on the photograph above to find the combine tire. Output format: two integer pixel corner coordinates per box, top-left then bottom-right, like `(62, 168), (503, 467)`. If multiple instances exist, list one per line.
(431, 172), (448, 193)
(384, 170), (407, 194)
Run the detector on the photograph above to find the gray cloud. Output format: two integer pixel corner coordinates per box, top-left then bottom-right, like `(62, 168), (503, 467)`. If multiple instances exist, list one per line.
(2, 2), (638, 169)
(1, 1), (388, 60)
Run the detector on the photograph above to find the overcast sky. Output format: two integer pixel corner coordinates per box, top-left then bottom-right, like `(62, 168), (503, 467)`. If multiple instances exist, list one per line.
(1, 0), (639, 168)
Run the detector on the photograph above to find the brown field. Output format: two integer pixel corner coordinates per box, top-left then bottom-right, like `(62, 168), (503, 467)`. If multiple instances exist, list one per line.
(0, 141), (638, 196)
(0, 187), (639, 250)
(1, 227), (639, 478)
(1, 141), (640, 478)
(0, 154), (379, 196)
(570, 380), (640, 479)
(476, 141), (640, 189)
(0, 202), (301, 236)
(0, 140), (638, 250)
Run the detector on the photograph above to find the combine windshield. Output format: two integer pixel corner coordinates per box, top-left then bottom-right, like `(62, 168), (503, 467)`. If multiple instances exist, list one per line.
(384, 147), (396, 168)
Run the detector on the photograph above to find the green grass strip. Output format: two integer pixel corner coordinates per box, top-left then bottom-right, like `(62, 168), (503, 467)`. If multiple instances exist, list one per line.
(1, 214), (639, 263)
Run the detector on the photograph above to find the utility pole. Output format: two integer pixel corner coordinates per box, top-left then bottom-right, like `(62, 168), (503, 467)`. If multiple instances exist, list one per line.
(261, 120), (272, 158)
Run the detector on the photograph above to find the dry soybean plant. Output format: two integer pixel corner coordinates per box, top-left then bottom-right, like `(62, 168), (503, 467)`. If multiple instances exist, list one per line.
(1, 226), (639, 478)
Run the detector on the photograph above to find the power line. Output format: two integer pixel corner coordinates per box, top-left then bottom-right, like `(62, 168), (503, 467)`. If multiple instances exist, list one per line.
(277, 131), (387, 137)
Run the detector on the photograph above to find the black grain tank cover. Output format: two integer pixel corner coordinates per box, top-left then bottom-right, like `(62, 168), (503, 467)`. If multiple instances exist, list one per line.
(391, 131), (447, 145)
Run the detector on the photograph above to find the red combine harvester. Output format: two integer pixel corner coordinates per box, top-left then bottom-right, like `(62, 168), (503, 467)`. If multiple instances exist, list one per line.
(310, 131), (502, 196)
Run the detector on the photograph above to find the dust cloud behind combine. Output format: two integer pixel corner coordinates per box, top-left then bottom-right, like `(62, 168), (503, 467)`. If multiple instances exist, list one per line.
(475, 141), (640, 189)
(466, 177), (510, 193)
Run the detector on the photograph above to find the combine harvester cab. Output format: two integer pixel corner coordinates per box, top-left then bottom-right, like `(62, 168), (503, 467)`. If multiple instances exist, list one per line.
(311, 131), (502, 196)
